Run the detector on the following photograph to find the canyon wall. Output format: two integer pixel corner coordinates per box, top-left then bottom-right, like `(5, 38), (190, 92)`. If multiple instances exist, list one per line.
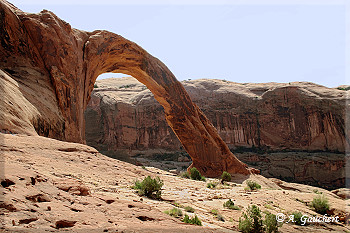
(85, 77), (349, 189)
(86, 78), (348, 153)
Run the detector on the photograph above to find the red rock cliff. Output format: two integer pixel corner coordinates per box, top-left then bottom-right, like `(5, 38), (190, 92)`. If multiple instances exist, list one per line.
(0, 0), (254, 177)
(86, 78), (349, 153)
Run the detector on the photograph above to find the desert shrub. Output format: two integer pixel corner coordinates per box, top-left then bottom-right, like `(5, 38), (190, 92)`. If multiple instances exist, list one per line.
(223, 199), (240, 210)
(291, 211), (304, 225)
(133, 176), (163, 198)
(207, 182), (217, 189)
(221, 171), (232, 183)
(238, 205), (264, 233)
(94, 83), (98, 88)
(311, 195), (329, 215)
(337, 86), (350, 91)
(217, 214), (225, 222)
(245, 180), (261, 191)
(184, 206), (195, 213)
(189, 167), (206, 181)
(179, 171), (190, 179)
(183, 214), (202, 226)
(264, 212), (279, 233)
(211, 209), (219, 215)
(164, 208), (183, 218)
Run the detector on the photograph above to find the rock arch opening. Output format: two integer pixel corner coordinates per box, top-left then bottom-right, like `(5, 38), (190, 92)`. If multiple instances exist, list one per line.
(85, 73), (183, 165)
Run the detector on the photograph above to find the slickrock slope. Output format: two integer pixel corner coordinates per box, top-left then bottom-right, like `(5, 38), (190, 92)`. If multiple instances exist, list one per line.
(0, 0), (253, 177)
(1, 133), (349, 232)
(85, 78), (348, 189)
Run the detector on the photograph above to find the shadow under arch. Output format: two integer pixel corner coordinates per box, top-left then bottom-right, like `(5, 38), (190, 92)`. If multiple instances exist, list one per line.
(81, 31), (255, 177)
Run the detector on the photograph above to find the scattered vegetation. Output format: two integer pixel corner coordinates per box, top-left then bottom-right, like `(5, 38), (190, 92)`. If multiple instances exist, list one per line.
(120, 84), (133, 89)
(133, 176), (163, 199)
(264, 212), (279, 233)
(239, 205), (264, 233)
(245, 180), (261, 191)
(263, 204), (273, 210)
(164, 208), (183, 218)
(189, 167), (206, 181)
(211, 209), (219, 215)
(221, 171), (231, 183)
(291, 211), (304, 226)
(179, 171), (190, 179)
(184, 206), (195, 213)
(223, 199), (240, 210)
(207, 182), (217, 189)
(313, 189), (323, 194)
(183, 214), (202, 226)
(239, 205), (281, 233)
(94, 83), (98, 88)
(311, 195), (329, 215)
(337, 86), (350, 91)
(173, 202), (181, 208)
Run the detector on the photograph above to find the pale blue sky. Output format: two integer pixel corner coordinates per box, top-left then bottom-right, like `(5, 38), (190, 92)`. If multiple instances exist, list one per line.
(11, 0), (347, 87)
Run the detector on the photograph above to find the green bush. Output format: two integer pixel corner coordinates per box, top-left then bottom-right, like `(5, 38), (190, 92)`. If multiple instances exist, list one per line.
(311, 195), (329, 215)
(207, 182), (217, 189)
(179, 171), (190, 179)
(184, 206), (195, 213)
(211, 209), (219, 215)
(264, 212), (279, 233)
(133, 176), (163, 198)
(221, 171), (232, 183)
(238, 205), (264, 233)
(245, 180), (261, 191)
(337, 86), (350, 91)
(189, 167), (206, 181)
(223, 199), (240, 210)
(164, 208), (183, 218)
(291, 211), (304, 226)
(239, 206), (282, 233)
(94, 83), (98, 88)
(183, 214), (202, 226)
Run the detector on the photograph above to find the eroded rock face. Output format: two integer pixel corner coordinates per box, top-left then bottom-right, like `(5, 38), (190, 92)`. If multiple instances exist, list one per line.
(87, 78), (349, 153)
(0, 1), (251, 176)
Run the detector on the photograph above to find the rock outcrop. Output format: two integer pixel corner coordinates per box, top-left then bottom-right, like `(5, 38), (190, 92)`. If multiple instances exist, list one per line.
(0, 0), (252, 176)
(85, 78), (349, 189)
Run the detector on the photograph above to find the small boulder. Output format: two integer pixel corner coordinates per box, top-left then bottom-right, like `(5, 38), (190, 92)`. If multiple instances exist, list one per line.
(54, 178), (90, 196)
(331, 188), (350, 199)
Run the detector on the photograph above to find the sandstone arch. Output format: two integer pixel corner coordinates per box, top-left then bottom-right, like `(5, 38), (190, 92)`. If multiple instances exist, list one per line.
(0, 1), (255, 176)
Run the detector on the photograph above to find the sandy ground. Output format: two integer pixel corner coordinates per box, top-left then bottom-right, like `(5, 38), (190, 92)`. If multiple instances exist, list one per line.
(0, 133), (349, 232)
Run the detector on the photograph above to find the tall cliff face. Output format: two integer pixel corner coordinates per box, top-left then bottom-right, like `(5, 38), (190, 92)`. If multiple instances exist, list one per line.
(86, 78), (348, 153)
(85, 78), (349, 189)
(0, 0), (253, 177)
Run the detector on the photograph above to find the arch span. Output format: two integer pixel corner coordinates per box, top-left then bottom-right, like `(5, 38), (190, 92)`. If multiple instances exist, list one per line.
(82, 31), (254, 176)
(0, 2), (256, 176)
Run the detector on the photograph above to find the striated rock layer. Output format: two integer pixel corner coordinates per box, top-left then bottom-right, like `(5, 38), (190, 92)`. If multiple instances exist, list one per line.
(85, 78), (349, 189)
(0, 0), (253, 176)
